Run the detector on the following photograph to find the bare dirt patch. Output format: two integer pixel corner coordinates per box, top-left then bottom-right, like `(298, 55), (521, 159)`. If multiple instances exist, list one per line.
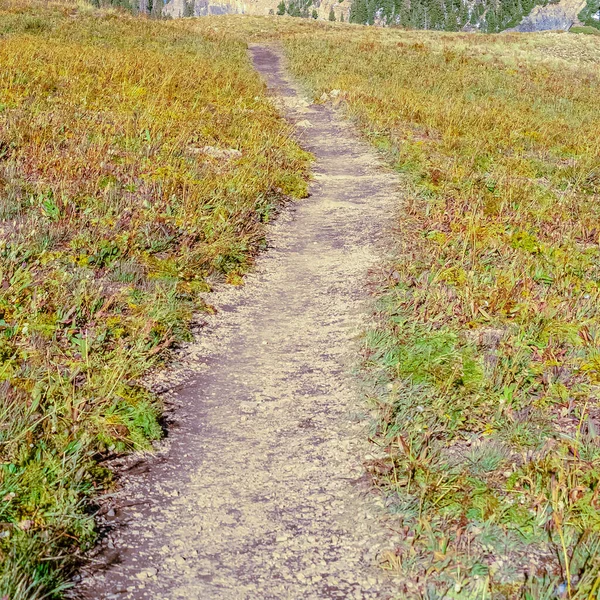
(76, 45), (402, 600)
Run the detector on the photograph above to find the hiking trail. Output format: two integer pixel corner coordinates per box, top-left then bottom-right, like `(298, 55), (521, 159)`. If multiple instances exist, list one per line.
(78, 44), (401, 600)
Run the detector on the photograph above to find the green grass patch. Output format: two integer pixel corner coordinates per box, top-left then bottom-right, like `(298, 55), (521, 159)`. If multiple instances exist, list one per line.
(570, 25), (600, 35)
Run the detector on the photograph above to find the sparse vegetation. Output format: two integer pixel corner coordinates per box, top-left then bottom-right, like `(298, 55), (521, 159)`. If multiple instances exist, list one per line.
(274, 24), (600, 597)
(0, 3), (308, 596)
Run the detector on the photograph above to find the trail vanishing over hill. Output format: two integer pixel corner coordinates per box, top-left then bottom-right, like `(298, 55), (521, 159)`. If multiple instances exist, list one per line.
(78, 45), (399, 599)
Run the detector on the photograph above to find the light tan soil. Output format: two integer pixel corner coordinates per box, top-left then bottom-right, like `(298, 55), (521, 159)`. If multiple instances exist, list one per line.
(76, 45), (402, 600)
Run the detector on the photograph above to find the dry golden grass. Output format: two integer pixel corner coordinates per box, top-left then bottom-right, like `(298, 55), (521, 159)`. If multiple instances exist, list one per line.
(261, 19), (600, 599)
(0, 3), (308, 596)
(186, 14), (600, 67)
(3, 4), (600, 597)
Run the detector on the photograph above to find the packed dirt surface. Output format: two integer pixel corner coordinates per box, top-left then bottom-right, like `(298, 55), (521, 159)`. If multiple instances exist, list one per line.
(77, 45), (402, 600)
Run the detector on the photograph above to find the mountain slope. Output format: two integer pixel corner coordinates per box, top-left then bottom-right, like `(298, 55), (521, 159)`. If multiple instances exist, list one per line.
(103, 0), (595, 30)
(162, 0), (351, 21)
(349, 0), (585, 31)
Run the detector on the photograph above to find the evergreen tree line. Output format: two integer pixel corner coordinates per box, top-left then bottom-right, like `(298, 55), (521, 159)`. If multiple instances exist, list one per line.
(349, 0), (553, 31)
(88, 0), (167, 18)
(277, 0), (342, 20)
(578, 0), (600, 28)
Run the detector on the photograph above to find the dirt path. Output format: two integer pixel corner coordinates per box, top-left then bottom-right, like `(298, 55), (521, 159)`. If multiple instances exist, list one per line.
(78, 45), (401, 600)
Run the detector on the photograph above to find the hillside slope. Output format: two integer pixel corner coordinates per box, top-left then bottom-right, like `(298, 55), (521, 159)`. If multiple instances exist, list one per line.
(159, 0), (594, 30)
(349, 0), (586, 30)
(0, 2), (308, 597)
(107, 0), (596, 29)
(162, 0), (351, 21)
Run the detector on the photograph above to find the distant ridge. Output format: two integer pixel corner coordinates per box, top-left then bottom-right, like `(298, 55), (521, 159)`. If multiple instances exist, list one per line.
(162, 0), (350, 21)
(152, 0), (597, 32)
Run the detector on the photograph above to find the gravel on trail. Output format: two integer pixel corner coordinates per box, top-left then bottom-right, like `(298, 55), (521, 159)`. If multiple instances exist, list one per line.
(77, 44), (403, 600)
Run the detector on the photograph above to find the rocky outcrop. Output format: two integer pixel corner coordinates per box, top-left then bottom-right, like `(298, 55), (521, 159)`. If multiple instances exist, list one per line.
(163, 0), (350, 20)
(163, 0), (268, 17)
(511, 0), (587, 30)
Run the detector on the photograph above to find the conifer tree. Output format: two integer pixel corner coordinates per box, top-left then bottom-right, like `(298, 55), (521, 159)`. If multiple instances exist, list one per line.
(398, 0), (410, 26)
(350, 0), (368, 22)
(458, 0), (469, 26)
(445, 0), (460, 30)
(347, 0), (557, 32)
(366, 0), (375, 23)
(412, 1), (427, 27)
(329, 6), (336, 19)
(151, 0), (163, 18)
(485, 7), (498, 30)
(380, 0), (394, 22)
(428, 0), (444, 29)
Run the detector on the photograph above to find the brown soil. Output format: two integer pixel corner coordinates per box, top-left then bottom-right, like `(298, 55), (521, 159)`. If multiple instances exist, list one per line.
(76, 45), (402, 600)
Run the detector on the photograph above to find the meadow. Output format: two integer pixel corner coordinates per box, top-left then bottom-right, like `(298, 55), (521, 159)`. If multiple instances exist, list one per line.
(0, 3), (308, 596)
(187, 12), (600, 596)
(2, 1), (600, 596)
(269, 20), (600, 599)
(182, 15), (600, 594)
